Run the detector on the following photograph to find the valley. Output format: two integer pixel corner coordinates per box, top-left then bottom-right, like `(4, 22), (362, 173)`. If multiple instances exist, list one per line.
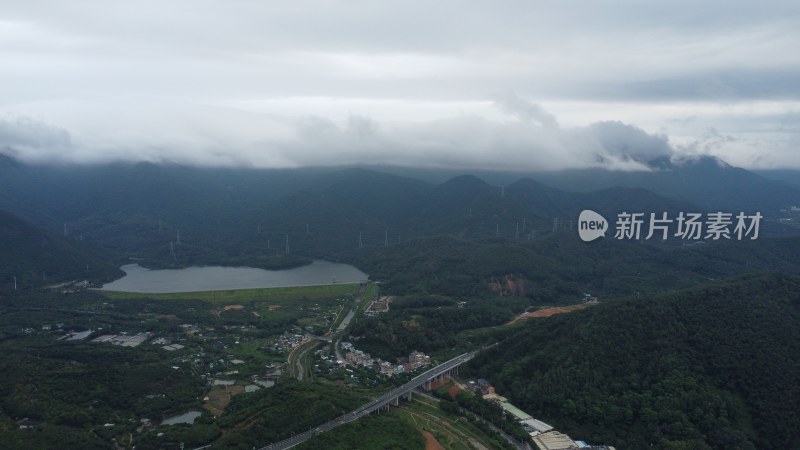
(3, 3), (799, 448)
(1, 157), (799, 449)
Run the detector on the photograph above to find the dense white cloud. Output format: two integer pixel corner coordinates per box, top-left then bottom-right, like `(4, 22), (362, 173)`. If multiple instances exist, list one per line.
(0, 97), (682, 171)
(0, 115), (72, 160)
(0, 1), (798, 169)
(492, 92), (558, 128)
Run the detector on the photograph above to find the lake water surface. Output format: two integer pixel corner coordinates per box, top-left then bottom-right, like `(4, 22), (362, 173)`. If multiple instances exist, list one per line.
(101, 260), (368, 293)
(161, 410), (202, 425)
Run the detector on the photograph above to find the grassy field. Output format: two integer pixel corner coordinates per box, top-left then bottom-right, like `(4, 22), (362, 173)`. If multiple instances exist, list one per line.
(397, 397), (508, 450)
(100, 283), (359, 304)
(362, 282), (378, 303)
(293, 395), (506, 450)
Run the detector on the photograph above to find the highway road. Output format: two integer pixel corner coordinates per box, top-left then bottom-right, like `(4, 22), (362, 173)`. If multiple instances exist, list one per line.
(258, 351), (477, 450)
(335, 309), (355, 332)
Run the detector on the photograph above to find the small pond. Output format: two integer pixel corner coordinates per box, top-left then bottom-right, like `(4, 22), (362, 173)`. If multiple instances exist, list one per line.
(161, 410), (202, 426)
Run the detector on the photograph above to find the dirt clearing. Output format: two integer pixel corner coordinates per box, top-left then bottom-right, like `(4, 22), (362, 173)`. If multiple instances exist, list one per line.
(508, 302), (596, 324)
(419, 430), (445, 450)
(203, 385), (245, 415)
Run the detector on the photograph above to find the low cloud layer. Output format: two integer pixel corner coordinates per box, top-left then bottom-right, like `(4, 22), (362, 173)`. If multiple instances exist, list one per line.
(0, 116), (72, 159)
(586, 121), (673, 163)
(0, 96), (682, 171)
(492, 92), (558, 128)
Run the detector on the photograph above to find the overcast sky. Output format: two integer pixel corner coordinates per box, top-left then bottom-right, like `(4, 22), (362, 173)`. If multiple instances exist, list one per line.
(1, 1), (799, 170)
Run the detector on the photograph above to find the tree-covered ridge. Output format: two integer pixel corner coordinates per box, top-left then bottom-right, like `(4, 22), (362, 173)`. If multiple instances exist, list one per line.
(345, 232), (800, 299)
(350, 293), (527, 360)
(3, 156), (796, 274)
(0, 209), (121, 289)
(467, 273), (800, 449)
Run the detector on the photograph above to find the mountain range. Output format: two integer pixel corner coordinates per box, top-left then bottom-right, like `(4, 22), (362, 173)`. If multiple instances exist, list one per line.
(0, 153), (798, 287)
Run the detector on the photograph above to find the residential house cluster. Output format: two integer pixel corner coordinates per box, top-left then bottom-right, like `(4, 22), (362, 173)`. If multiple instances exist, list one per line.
(467, 378), (496, 395)
(340, 342), (432, 376)
(270, 332), (307, 353)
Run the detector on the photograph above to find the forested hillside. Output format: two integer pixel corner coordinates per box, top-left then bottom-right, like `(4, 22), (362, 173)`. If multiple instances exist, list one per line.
(343, 233), (800, 298)
(0, 210), (121, 290)
(467, 273), (800, 449)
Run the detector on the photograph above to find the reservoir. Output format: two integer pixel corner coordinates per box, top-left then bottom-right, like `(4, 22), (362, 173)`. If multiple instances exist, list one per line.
(101, 260), (368, 293)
